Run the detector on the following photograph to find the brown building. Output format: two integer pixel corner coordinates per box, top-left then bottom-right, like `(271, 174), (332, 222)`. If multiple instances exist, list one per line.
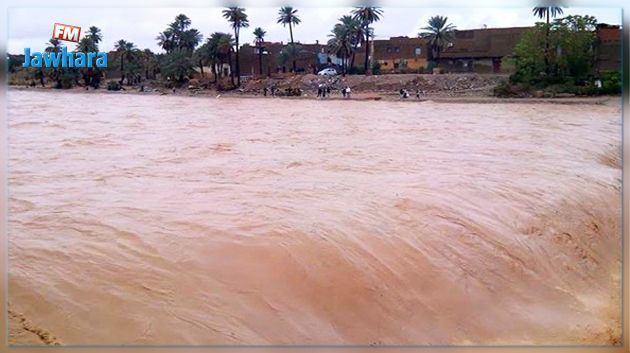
(355, 28), (528, 74)
(371, 36), (429, 73)
(238, 41), (326, 76)
(438, 27), (530, 73)
(236, 24), (621, 77)
(596, 24), (621, 72)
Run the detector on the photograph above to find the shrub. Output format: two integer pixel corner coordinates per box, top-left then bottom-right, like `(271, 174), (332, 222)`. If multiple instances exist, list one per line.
(494, 80), (526, 97)
(348, 66), (365, 75)
(107, 80), (122, 91)
(372, 62), (381, 75)
(599, 71), (621, 94)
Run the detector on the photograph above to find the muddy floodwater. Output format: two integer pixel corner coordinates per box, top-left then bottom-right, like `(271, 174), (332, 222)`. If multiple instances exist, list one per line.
(7, 90), (622, 345)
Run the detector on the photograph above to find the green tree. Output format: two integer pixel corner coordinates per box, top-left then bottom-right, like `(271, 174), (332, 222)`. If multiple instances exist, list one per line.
(223, 7), (249, 86)
(193, 42), (209, 77)
(45, 38), (62, 53)
(160, 48), (193, 83)
(532, 6), (564, 74)
(76, 37), (98, 53)
(352, 7), (383, 75)
(44, 39), (71, 88)
(140, 49), (159, 79)
(156, 30), (175, 53)
(157, 14), (202, 53)
(328, 16), (356, 76)
(205, 32), (235, 84)
(277, 6), (301, 72)
(86, 26), (103, 46)
(419, 15), (456, 67)
(340, 15), (364, 71)
(512, 15), (598, 87)
(114, 39), (137, 82)
(253, 27), (267, 76)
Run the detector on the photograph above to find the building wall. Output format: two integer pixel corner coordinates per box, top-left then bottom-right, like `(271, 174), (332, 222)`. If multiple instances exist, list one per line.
(377, 57), (429, 73)
(234, 25), (621, 76)
(371, 36), (428, 73)
(596, 24), (621, 72)
(238, 42), (324, 76)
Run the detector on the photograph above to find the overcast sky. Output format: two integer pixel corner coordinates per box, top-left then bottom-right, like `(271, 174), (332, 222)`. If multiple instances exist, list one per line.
(7, 7), (621, 54)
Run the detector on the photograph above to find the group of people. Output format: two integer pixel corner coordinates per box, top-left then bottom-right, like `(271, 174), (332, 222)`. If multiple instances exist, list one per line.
(400, 88), (427, 99)
(260, 84), (424, 100)
(317, 84), (352, 99)
(317, 84), (331, 98)
(262, 86), (277, 96)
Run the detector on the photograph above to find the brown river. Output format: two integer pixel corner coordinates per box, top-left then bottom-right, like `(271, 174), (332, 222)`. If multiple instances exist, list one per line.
(7, 90), (622, 345)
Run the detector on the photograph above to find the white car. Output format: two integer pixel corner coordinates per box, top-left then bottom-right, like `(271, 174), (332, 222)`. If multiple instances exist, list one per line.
(318, 68), (338, 76)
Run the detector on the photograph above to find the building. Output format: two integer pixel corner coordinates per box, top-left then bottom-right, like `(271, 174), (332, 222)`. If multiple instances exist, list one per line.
(438, 27), (530, 73)
(372, 36), (429, 73)
(352, 28), (527, 74)
(235, 24), (621, 76)
(238, 41), (326, 76)
(595, 24), (621, 72)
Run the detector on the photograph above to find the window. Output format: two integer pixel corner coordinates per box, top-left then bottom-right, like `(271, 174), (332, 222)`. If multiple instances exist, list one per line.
(414, 47), (422, 56)
(386, 47), (393, 53)
(394, 47), (400, 53)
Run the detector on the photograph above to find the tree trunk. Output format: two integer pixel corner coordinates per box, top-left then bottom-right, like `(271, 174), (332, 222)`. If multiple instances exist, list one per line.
(258, 50), (263, 76)
(120, 53), (125, 82)
(289, 24), (296, 73)
(363, 24), (370, 74)
(228, 52), (235, 87)
(544, 11), (550, 75)
(199, 60), (204, 77)
(350, 37), (360, 72)
(235, 28), (241, 87)
(436, 46), (441, 68)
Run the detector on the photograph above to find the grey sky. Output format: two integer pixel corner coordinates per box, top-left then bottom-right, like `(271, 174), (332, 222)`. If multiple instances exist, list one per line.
(7, 7), (621, 54)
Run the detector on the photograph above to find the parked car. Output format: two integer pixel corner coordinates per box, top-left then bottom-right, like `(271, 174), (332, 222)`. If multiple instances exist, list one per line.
(318, 68), (337, 76)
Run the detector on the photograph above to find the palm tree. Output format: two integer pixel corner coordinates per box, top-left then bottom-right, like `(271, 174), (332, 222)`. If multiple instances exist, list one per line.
(76, 37), (98, 53)
(86, 26), (102, 45)
(45, 38), (62, 53)
(277, 6), (301, 72)
(253, 27), (266, 76)
(114, 39), (136, 83)
(206, 32), (235, 85)
(352, 7), (383, 75)
(171, 14), (192, 33)
(157, 15), (202, 54)
(193, 42), (209, 77)
(532, 6), (564, 74)
(328, 17), (356, 76)
(338, 15), (363, 71)
(223, 7), (249, 87)
(44, 39), (62, 87)
(77, 26), (101, 55)
(419, 15), (456, 67)
(141, 49), (158, 79)
(157, 29), (175, 53)
(178, 28), (203, 51)
(205, 33), (222, 82)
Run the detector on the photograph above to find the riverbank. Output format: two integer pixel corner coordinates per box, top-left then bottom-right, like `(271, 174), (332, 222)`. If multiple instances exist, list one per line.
(8, 85), (620, 105)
